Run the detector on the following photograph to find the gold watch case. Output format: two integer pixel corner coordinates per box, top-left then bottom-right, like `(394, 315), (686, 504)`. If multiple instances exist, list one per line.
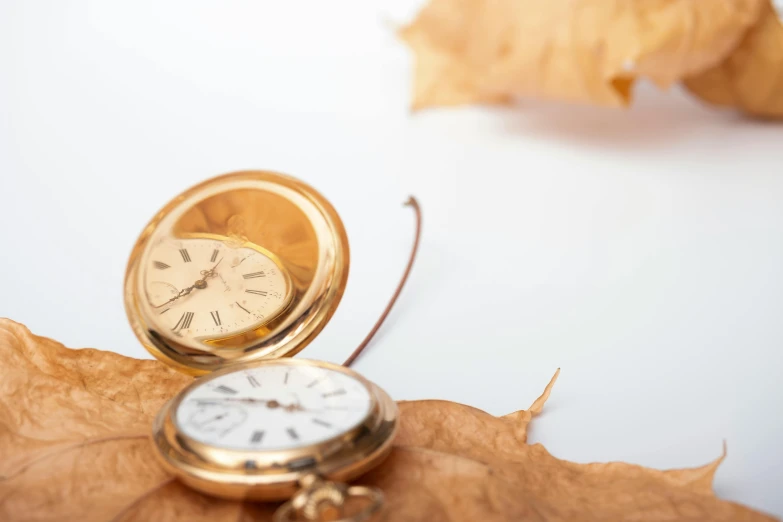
(153, 358), (398, 501)
(124, 170), (350, 376)
(123, 170), (398, 504)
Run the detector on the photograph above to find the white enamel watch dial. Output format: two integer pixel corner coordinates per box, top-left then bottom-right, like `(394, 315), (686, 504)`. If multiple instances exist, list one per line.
(175, 363), (373, 451)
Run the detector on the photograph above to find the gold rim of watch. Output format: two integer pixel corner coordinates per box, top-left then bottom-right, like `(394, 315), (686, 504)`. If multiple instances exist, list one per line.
(123, 170), (350, 375)
(152, 358), (398, 501)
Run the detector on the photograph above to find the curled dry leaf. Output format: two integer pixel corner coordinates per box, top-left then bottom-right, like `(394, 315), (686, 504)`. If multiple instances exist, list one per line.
(400, 0), (767, 110)
(0, 318), (777, 522)
(685, 1), (783, 118)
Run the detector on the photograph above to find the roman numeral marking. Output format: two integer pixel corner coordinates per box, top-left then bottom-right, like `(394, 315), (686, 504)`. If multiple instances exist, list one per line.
(245, 289), (268, 296)
(247, 375), (260, 388)
(179, 249), (191, 262)
(210, 249), (219, 262)
(286, 428), (299, 440)
(214, 385), (237, 394)
(172, 311), (194, 331)
(322, 389), (346, 398)
(284, 371), (289, 385)
(312, 419), (332, 428)
(243, 271), (265, 279)
(250, 430), (264, 444)
(235, 301), (250, 314)
(210, 310), (221, 326)
(307, 377), (325, 389)
(153, 261), (170, 270)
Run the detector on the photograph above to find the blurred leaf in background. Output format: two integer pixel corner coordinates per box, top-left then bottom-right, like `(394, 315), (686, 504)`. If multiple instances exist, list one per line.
(401, 0), (783, 118)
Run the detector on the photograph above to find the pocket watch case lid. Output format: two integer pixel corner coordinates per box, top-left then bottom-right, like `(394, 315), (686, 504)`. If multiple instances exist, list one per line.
(123, 170), (350, 376)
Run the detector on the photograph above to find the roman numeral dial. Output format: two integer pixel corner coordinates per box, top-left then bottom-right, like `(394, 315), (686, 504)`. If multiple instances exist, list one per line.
(143, 238), (291, 346)
(175, 364), (373, 452)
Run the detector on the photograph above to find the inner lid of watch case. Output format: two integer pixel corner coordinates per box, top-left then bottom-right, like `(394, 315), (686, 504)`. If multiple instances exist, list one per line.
(124, 170), (350, 376)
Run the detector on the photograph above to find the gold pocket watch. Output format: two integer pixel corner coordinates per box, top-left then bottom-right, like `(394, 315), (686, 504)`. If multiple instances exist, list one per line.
(124, 170), (398, 521)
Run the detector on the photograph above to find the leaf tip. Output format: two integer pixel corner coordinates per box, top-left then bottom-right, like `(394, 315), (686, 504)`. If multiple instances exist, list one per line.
(527, 369), (560, 415)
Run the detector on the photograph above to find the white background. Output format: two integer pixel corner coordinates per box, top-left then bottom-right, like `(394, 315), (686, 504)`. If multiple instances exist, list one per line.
(1, 1), (782, 518)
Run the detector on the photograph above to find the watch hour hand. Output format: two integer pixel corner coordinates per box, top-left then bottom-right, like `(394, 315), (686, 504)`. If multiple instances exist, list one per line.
(152, 258), (222, 309)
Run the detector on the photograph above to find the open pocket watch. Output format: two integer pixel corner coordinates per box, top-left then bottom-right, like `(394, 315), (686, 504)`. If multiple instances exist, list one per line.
(123, 171), (398, 521)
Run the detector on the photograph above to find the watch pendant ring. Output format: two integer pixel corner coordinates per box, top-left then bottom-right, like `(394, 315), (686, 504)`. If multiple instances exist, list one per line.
(274, 485), (383, 522)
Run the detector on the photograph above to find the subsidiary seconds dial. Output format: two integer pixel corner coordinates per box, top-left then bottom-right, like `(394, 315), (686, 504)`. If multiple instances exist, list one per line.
(143, 237), (291, 342)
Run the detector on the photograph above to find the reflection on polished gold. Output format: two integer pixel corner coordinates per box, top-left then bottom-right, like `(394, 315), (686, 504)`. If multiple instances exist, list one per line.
(124, 171), (350, 375)
(273, 475), (384, 522)
(174, 188), (320, 285)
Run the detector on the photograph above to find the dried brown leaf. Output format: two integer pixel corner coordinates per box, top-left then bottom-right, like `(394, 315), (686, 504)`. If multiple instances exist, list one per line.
(685, 1), (783, 118)
(400, 0), (766, 110)
(0, 319), (777, 522)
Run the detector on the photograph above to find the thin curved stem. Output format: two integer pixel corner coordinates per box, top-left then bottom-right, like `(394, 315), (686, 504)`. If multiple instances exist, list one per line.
(343, 196), (422, 367)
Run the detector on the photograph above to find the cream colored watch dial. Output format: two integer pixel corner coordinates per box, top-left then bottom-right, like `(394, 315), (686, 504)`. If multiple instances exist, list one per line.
(143, 237), (290, 345)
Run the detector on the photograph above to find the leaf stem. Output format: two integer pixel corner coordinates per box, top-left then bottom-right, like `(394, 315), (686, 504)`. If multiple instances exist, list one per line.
(342, 196), (422, 367)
